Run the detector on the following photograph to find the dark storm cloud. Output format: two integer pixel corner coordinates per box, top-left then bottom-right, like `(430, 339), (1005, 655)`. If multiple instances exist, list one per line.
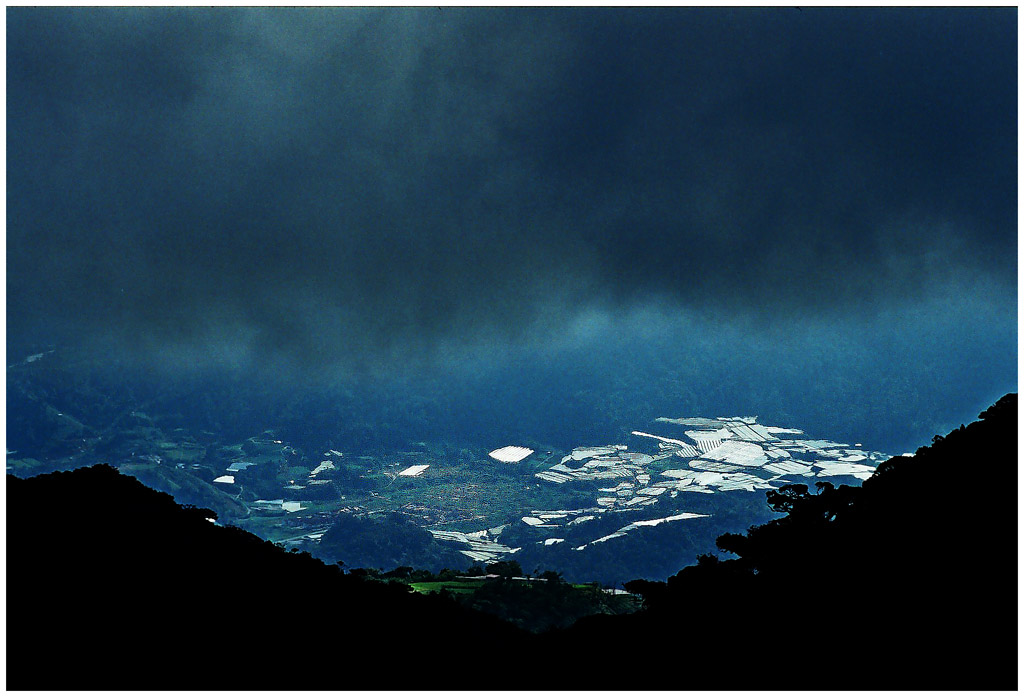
(7, 7), (1017, 369)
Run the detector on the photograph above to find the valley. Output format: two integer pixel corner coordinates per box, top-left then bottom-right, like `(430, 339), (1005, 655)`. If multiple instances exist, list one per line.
(7, 349), (892, 583)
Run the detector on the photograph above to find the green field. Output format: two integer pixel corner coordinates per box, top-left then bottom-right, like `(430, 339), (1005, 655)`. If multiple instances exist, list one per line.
(409, 579), (488, 595)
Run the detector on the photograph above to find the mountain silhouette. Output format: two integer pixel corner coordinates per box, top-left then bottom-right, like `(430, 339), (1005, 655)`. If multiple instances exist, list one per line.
(543, 393), (1018, 690)
(7, 464), (532, 690)
(7, 394), (1017, 689)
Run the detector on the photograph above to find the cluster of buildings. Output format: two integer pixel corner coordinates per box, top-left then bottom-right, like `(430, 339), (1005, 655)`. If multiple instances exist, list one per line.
(427, 415), (889, 563)
(536, 417), (884, 501)
(428, 525), (520, 563)
(574, 512), (712, 550)
(216, 416), (888, 567)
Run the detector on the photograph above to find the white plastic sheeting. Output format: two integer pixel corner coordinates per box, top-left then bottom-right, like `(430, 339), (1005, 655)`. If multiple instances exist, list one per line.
(566, 445), (625, 461)
(660, 469), (698, 479)
(430, 530), (470, 543)
(535, 471), (572, 483)
(700, 440), (769, 467)
(724, 423), (774, 442)
(310, 461), (336, 477)
(632, 431), (694, 448)
(618, 452), (654, 466)
(763, 461), (815, 476)
(578, 511), (711, 549)
(688, 460), (744, 473)
(488, 446), (535, 463)
(425, 416), (889, 565)
(812, 461), (876, 480)
(655, 417), (722, 427)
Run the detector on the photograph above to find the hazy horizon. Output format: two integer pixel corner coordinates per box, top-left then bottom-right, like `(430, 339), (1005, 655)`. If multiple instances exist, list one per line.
(7, 7), (1017, 456)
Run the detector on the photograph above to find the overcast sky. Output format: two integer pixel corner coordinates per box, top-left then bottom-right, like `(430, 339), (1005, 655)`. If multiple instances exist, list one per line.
(7, 8), (1017, 432)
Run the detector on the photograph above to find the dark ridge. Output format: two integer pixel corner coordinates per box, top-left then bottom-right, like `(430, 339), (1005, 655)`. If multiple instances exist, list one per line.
(7, 394), (1017, 689)
(6, 464), (533, 690)
(543, 393), (1018, 690)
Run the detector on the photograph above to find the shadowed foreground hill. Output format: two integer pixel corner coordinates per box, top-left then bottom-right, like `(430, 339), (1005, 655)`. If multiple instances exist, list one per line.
(544, 393), (1018, 690)
(6, 465), (534, 690)
(7, 394), (1018, 690)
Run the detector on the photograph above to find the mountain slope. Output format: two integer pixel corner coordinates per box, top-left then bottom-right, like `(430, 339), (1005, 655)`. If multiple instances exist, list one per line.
(7, 394), (1017, 689)
(544, 393), (1018, 690)
(7, 465), (532, 690)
